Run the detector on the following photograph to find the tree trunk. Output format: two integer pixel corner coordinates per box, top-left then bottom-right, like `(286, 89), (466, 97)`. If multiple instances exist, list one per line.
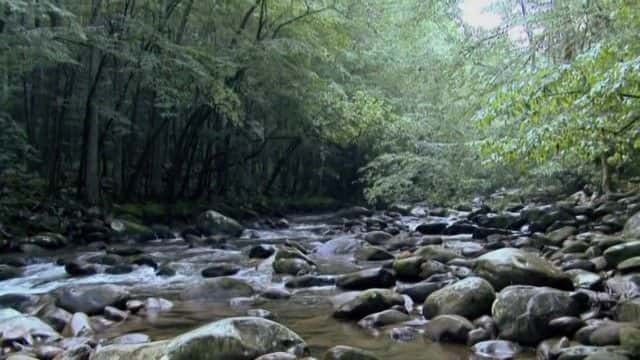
(601, 153), (612, 194)
(85, 102), (100, 204)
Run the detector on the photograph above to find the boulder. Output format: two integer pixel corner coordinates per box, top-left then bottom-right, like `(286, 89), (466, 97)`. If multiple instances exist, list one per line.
(201, 263), (241, 278)
(545, 226), (577, 246)
(414, 245), (459, 263)
(315, 235), (362, 257)
(423, 277), (495, 319)
(396, 281), (448, 303)
(337, 268), (395, 290)
(0, 311), (61, 345)
(604, 241), (640, 267)
(474, 248), (573, 290)
(168, 317), (305, 359)
(332, 289), (405, 319)
(196, 210), (244, 236)
(623, 210), (640, 238)
(424, 315), (474, 343)
(273, 258), (313, 275)
(55, 285), (128, 315)
(358, 309), (410, 328)
(392, 256), (425, 280)
(95, 317), (305, 360)
(617, 298), (640, 322)
(492, 285), (583, 345)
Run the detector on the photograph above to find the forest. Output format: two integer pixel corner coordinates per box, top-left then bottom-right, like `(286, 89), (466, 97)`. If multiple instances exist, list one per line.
(1, 1), (640, 360)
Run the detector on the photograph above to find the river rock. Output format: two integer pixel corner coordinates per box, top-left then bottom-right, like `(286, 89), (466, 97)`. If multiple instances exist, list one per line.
(273, 258), (313, 275)
(64, 261), (98, 277)
(396, 281), (448, 303)
(64, 312), (93, 337)
(285, 275), (336, 288)
(22, 232), (68, 249)
(37, 304), (71, 332)
(415, 245), (459, 263)
(415, 222), (448, 235)
(180, 277), (254, 300)
(358, 309), (410, 328)
(623, 210), (640, 238)
(0, 312), (61, 345)
(419, 259), (449, 279)
(392, 256), (425, 280)
(55, 284), (128, 315)
(201, 263), (241, 278)
(196, 210), (244, 236)
(315, 235), (362, 257)
(332, 289), (405, 319)
(474, 248), (573, 290)
(617, 298), (640, 322)
(604, 241), (640, 267)
(110, 219), (155, 240)
(546, 226), (577, 246)
(471, 340), (521, 360)
(0, 264), (22, 280)
(95, 317), (305, 360)
(618, 257), (640, 273)
(324, 345), (380, 360)
(249, 245), (276, 259)
(423, 277), (495, 319)
(424, 314), (474, 343)
(336, 268), (395, 290)
(492, 285), (583, 345)
(169, 317), (305, 359)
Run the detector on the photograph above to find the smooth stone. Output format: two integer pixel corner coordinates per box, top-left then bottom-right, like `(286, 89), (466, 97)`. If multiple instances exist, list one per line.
(285, 275), (336, 288)
(336, 268), (395, 290)
(55, 285), (128, 315)
(396, 281), (448, 303)
(423, 277), (495, 319)
(617, 298), (640, 322)
(0, 264), (22, 280)
(492, 285), (583, 345)
(474, 248), (573, 290)
(249, 245), (276, 259)
(617, 256), (640, 273)
(604, 241), (640, 267)
(471, 340), (521, 360)
(323, 345), (380, 360)
(65, 312), (93, 337)
(201, 263), (241, 278)
(424, 315), (474, 343)
(332, 289), (405, 319)
(196, 210), (244, 236)
(358, 309), (410, 328)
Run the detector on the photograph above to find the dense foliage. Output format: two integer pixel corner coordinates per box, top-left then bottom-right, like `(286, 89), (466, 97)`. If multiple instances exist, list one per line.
(1, 0), (639, 209)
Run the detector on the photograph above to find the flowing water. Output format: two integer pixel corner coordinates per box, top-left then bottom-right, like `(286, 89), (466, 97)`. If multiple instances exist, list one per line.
(0, 212), (534, 359)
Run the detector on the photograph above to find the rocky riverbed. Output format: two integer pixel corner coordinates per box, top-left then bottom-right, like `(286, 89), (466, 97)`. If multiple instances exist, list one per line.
(2, 192), (640, 359)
